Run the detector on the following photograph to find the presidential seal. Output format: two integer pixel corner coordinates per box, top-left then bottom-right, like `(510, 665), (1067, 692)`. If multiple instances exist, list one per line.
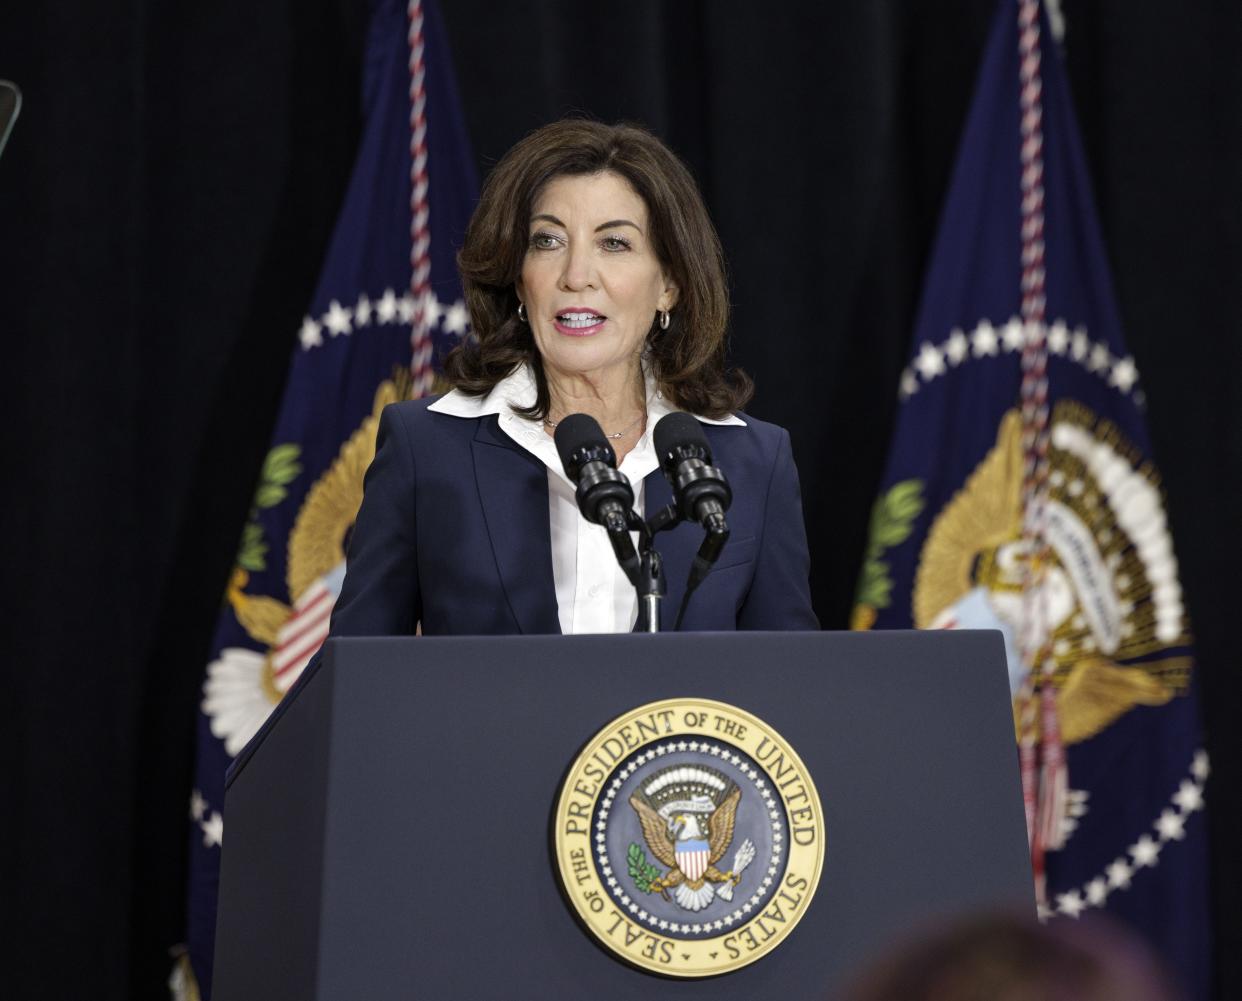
(555, 698), (824, 977)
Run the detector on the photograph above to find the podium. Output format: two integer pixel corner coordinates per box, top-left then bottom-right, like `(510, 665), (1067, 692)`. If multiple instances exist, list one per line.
(213, 631), (1032, 999)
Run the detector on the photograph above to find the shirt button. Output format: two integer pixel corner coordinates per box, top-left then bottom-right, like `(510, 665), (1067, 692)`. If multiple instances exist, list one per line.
(587, 584), (602, 598)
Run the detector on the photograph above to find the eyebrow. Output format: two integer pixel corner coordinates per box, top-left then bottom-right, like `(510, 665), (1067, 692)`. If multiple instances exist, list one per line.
(530, 214), (643, 234)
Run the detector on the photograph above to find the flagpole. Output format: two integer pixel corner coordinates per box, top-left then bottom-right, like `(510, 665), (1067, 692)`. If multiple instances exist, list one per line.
(408, 0), (434, 397)
(1013, 0), (1067, 910)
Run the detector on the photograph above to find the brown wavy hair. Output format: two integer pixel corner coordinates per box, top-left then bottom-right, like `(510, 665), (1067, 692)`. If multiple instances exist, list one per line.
(445, 118), (752, 419)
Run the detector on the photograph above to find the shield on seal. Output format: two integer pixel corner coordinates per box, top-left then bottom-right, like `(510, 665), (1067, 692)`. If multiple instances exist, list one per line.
(676, 838), (711, 882)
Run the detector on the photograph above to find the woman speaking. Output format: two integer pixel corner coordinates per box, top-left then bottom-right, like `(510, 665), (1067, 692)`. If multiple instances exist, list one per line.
(329, 119), (817, 636)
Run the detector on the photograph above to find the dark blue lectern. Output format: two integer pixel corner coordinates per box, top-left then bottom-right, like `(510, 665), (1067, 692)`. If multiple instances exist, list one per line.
(213, 631), (1032, 999)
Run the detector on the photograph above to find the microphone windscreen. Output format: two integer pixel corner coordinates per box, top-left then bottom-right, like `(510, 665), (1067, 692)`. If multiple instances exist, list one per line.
(654, 411), (712, 471)
(554, 413), (614, 481)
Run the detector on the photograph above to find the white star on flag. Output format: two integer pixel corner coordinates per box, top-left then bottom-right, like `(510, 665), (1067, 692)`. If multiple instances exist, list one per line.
(1110, 356), (1138, 392)
(971, 322), (999, 356)
(1174, 780), (1204, 813)
(443, 300), (470, 334)
(397, 293), (416, 324)
(324, 300), (353, 337)
(1129, 834), (1160, 867)
(299, 316), (323, 349)
(1001, 317), (1025, 351)
(1056, 890), (1085, 917)
(376, 288), (398, 324)
(201, 811), (224, 849)
(914, 342), (945, 379)
(899, 369), (918, 399)
(1048, 320), (1069, 354)
(1088, 342), (1111, 372)
(355, 293), (372, 326)
(1156, 809), (1186, 841)
(1106, 859), (1133, 889)
(1192, 751), (1210, 781)
(944, 329), (969, 365)
(419, 290), (442, 328)
(1086, 878), (1109, 905)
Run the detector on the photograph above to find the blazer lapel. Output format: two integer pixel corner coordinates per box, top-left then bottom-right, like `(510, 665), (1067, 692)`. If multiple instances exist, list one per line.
(472, 417), (562, 634)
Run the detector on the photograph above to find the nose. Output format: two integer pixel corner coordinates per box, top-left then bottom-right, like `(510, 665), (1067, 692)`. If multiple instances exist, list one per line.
(559, 240), (597, 291)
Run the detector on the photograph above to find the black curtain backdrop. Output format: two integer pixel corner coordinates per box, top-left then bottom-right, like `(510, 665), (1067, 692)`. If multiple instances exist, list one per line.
(3, 2), (1238, 999)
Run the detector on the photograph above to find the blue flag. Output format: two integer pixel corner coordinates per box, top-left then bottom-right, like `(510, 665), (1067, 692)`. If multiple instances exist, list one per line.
(177, 1), (477, 996)
(852, 1), (1210, 995)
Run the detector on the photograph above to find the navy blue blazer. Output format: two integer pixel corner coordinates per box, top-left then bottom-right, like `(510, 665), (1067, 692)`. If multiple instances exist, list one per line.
(327, 398), (818, 637)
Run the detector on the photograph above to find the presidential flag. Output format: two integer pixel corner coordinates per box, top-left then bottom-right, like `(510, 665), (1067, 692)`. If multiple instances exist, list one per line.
(177, 1), (477, 996)
(851, 1), (1210, 995)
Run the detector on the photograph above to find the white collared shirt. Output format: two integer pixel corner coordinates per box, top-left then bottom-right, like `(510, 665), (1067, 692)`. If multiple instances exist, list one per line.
(428, 365), (745, 634)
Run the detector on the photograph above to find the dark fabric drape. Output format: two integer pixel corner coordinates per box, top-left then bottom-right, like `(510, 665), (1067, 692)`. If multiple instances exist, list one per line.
(4, 2), (1238, 998)
(2, 0), (366, 996)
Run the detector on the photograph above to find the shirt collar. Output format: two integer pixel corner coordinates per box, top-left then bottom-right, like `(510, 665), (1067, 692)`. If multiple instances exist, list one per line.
(427, 364), (747, 428)
(431, 364), (744, 489)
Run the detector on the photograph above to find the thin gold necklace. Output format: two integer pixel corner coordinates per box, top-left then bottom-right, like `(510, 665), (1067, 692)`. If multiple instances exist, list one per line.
(543, 411), (646, 439)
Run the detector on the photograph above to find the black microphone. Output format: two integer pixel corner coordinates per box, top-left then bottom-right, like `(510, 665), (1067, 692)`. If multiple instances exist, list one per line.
(553, 414), (640, 583)
(654, 413), (733, 630)
(654, 412), (732, 537)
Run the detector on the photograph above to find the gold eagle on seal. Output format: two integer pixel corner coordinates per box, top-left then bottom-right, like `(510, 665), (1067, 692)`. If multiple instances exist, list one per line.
(629, 765), (755, 912)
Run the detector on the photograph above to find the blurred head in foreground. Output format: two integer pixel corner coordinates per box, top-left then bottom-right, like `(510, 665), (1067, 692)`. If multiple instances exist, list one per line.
(841, 911), (1182, 1001)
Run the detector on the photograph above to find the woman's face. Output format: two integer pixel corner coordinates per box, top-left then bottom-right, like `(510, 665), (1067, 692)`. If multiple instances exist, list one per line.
(517, 170), (677, 391)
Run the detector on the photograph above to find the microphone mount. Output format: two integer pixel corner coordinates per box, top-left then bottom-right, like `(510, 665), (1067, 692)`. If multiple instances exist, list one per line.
(555, 412), (738, 634)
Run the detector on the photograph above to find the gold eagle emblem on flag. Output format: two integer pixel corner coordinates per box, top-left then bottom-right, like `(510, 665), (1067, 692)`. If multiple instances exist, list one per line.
(914, 401), (1193, 744)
